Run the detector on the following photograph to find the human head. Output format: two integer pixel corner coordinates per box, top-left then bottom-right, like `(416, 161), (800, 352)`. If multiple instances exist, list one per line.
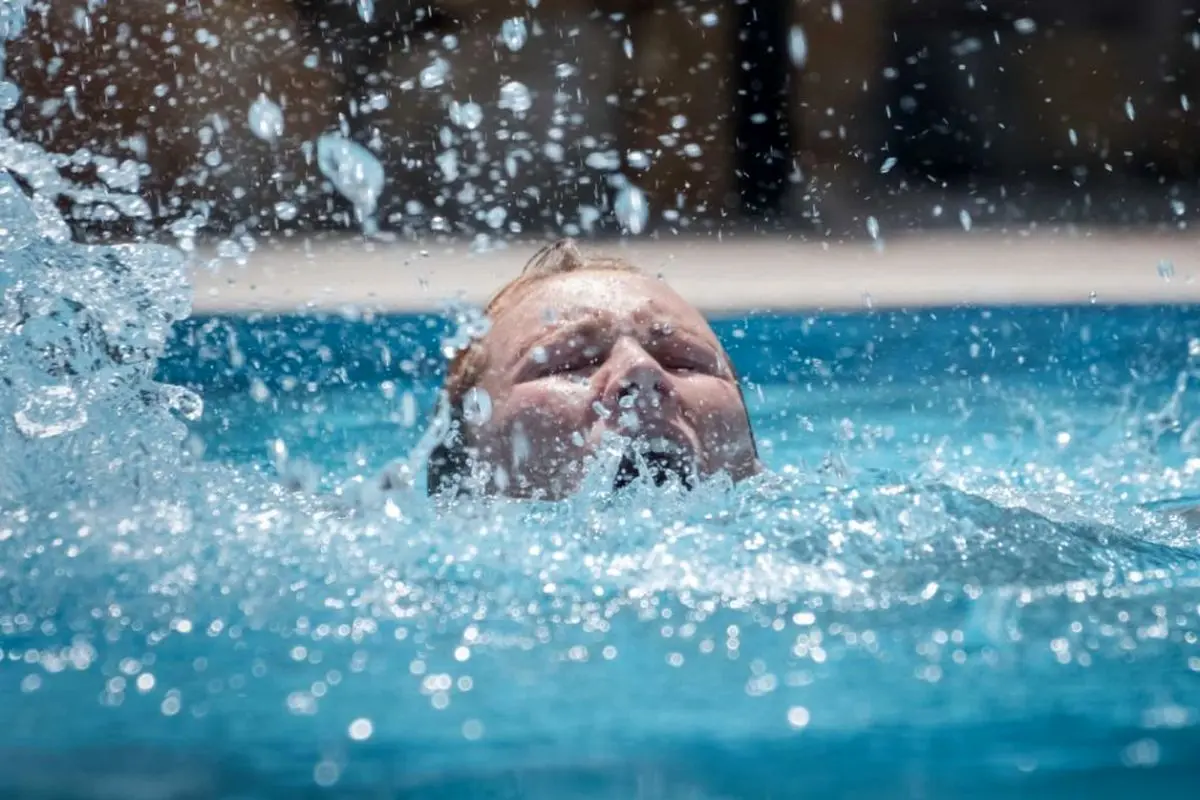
(426, 239), (760, 499)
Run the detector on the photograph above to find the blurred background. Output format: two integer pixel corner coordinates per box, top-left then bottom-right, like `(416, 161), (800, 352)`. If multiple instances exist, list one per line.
(6, 0), (1200, 245)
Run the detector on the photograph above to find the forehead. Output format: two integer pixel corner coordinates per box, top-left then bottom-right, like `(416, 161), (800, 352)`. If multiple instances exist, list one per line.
(493, 269), (715, 340)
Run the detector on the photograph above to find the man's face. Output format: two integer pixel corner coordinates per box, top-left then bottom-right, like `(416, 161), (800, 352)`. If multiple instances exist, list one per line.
(463, 270), (760, 499)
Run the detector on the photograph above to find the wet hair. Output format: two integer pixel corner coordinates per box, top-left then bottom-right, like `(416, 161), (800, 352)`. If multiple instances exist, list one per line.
(425, 238), (757, 496)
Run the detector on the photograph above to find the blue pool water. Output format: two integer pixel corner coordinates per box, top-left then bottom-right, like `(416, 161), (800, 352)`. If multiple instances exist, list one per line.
(5, 304), (1200, 798)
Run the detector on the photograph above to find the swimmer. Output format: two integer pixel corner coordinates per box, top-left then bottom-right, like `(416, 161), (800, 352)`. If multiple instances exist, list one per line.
(425, 239), (762, 499)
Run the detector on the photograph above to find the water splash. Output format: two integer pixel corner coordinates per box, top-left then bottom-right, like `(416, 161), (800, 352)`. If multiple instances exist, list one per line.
(2, 1), (1200, 793)
(0, 0), (197, 510)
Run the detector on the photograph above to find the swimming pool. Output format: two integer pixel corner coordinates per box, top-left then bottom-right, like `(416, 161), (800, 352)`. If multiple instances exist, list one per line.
(5, 303), (1200, 798)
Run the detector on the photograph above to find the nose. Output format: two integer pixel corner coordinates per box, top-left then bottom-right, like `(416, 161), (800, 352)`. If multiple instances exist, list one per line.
(600, 338), (674, 416)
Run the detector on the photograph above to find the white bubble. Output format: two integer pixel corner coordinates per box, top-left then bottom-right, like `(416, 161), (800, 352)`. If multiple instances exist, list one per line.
(879, 156), (897, 174)
(348, 718), (374, 741)
(1013, 17), (1036, 34)
(787, 706), (811, 728)
(356, 0), (374, 24)
(959, 209), (972, 231)
(866, 216), (880, 240)
(830, 1), (843, 23)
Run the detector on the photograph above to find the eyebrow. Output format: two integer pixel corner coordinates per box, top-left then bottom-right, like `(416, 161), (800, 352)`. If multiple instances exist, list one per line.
(510, 314), (733, 379)
(511, 316), (610, 368)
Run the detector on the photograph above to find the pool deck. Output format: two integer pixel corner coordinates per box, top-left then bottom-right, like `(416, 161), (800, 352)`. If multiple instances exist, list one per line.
(190, 229), (1200, 315)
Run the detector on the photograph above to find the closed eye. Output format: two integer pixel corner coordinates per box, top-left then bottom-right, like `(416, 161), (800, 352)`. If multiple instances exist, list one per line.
(545, 356), (601, 378)
(659, 350), (721, 375)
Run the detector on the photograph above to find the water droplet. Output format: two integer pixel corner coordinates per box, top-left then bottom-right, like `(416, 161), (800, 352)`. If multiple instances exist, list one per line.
(1125, 98), (1136, 121)
(1013, 17), (1036, 34)
(788, 27), (808, 68)
(463, 387), (493, 426)
(274, 201), (298, 221)
(249, 378), (271, 403)
(830, 1), (843, 23)
(1171, 199), (1187, 217)
(627, 150), (651, 170)
(484, 206), (507, 230)
(959, 209), (973, 231)
(623, 38), (634, 59)
(700, 11), (719, 27)
(420, 58), (450, 89)
(0, 80), (19, 111)
(356, 0), (374, 23)
(585, 150), (621, 171)
(500, 17), (527, 51)
(1183, 95), (1191, 112)
(498, 80), (532, 114)
(316, 134), (385, 220)
(248, 95), (284, 143)
(614, 184), (649, 235)
(449, 101), (483, 130)
(879, 156), (897, 174)
(1158, 259), (1175, 281)
(160, 385), (204, 421)
(1068, 128), (1078, 146)
(866, 216), (880, 239)
(14, 385), (88, 438)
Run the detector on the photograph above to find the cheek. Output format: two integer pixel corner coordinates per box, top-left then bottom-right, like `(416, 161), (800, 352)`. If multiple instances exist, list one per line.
(680, 382), (753, 442)
(484, 385), (594, 464)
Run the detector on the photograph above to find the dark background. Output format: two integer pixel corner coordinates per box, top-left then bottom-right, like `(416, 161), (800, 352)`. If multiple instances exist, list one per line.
(7, 0), (1199, 242)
